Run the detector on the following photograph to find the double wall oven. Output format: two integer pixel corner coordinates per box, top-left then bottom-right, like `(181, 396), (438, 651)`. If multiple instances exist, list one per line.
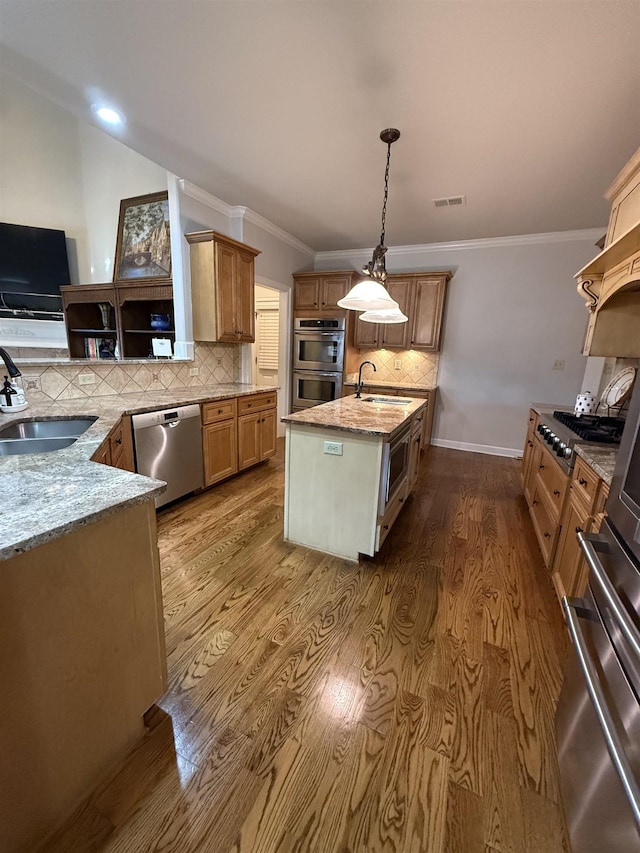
(291, 317), (345, 411)
(556, 380), (640, 851)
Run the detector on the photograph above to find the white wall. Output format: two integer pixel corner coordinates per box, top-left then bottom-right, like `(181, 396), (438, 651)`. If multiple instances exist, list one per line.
(316, 232), (602, 455)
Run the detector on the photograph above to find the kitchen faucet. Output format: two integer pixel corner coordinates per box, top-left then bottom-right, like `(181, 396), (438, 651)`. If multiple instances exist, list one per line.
(0, 347), (21, 378)
(355, 360), (377, 398)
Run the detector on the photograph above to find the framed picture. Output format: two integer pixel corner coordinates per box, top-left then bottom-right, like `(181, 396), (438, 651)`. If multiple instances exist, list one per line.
(113, 191), (171, 282)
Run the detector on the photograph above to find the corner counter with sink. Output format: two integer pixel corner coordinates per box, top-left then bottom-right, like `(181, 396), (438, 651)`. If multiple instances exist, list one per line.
(0, 382), (277, 853)
(282, 394), (427, 561)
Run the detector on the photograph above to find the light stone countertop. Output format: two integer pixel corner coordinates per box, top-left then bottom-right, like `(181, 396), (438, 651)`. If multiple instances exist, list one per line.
(281, 394), (427, 438)
(0, 383), (277, 561)
(342, 379), (437, 393)
(574, 444), (618, 486)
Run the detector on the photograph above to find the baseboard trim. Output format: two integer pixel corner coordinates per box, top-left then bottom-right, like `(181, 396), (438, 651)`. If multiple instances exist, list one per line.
(431, 438), (522, 458)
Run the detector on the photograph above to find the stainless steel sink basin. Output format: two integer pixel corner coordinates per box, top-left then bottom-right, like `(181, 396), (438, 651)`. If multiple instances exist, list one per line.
(0, 417), (97, 440)
(0, 437), (79, 456)
(363, 396), (413, 405)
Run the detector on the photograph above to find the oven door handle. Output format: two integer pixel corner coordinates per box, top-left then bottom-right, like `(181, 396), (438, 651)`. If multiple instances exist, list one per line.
(295, 371), (341, 378)
(578, 532), (640, 659)
(295, 332), (342, 338)
(563, 596), (640, 828)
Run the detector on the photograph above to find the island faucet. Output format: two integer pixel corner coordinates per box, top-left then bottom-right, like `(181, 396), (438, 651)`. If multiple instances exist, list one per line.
(0, 347), (21, 379)
(355, 360), (377, 398)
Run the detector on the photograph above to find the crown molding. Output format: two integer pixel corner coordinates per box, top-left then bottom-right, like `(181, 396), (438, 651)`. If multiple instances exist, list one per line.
(239, 207), (315, 258)
(178, 180), (315, 258)
(315, 228), (607, 263)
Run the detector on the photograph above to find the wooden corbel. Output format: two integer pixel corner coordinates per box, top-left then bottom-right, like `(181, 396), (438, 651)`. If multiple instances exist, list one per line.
(576, 275), (602, 312)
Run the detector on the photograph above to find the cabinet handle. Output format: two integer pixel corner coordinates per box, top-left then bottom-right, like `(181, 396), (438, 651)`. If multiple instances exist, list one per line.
(383, 524), (389, 530)
(539, 464), (545, 470)
(115, 437), (122, 445)
(553, 489), (560, 496)
(399, 497), (404, 503)
(247, 403), (252, 407)
(579, 478), (588, 486)
(544, 532), (551, 539)
(528, 441), (533, 447)
(218, 408), (223, 414)
(532, 500), (539, 506)
(576, 526), (583, 534)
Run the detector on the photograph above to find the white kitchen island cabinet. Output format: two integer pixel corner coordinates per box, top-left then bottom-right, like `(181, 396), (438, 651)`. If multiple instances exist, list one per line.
(283, 395), (426, 561)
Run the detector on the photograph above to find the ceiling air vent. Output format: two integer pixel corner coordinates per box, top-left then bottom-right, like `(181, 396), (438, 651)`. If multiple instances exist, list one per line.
(433, 195), (466, 208)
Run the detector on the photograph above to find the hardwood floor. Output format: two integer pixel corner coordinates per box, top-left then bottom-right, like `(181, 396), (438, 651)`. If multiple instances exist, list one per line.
(40, 443), (571, 852)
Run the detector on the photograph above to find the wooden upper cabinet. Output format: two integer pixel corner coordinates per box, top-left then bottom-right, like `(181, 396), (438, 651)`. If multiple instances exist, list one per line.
(187, 231), (260, 343)
(353, 271), (451, 351)
(411, 276), (447, 350)
(380, 278), (412, 348)
(293, 272), (355, 315)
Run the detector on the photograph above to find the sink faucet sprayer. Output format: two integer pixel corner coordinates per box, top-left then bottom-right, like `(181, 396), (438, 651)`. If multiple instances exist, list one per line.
(355, 361), (377, 398)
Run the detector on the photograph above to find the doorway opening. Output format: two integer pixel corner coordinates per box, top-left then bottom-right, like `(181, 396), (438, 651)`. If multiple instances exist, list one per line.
(250, 282), (289, 436)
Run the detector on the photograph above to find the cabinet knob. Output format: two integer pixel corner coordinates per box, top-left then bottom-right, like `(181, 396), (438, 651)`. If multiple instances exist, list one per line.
(383, 524), (389, 531)
(399, 497), (404, 503)
(528, 441), (533, 447)
(553, 489), (560, 496)
(532, 500), (539, 506)
(218, 409), (223, 414)
(115, 437), (122, 445)
(579, 478), (588, 486)
(539, 464), (545, 470)
(544, 532), (551, 539)
(575, 526), (583, 534)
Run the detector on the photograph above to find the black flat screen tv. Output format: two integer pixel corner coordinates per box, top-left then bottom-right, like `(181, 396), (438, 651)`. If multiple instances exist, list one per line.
(0, 222), (71, 319)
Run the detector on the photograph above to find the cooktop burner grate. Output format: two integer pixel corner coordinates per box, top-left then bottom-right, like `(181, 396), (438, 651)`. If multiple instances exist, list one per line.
(553, 411), (625, 443)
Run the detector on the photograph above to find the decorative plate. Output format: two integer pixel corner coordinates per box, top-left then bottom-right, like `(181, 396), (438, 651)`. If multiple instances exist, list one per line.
(601, 367), (637, 409)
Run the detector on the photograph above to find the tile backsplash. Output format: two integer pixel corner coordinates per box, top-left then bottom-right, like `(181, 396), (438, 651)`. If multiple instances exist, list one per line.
(345, 348), (439, 387)
(15, 342), (240, 403)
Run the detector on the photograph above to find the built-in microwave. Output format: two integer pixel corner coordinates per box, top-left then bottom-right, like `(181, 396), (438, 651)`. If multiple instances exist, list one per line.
(379, 423), (411, 515)
(293, 317), (345, 372)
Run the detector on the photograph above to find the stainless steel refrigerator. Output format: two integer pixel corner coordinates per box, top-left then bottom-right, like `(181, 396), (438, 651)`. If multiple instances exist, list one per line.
(556, 380), (640, 851)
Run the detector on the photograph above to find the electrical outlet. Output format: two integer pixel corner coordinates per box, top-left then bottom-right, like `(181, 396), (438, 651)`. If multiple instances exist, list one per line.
(152, 372), (159, 381)
(394, 359), (402, 370)
(323, 441), (343, 456)
(23, 374), (41, 391)
(552, 359), (565, 371)
(78, 373), (96, 386)
(189, 367), (199, 376)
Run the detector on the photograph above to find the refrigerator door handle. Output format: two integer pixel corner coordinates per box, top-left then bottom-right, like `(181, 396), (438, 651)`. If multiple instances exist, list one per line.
(563, 596), (640, 828)
(578, 532), (640, 658)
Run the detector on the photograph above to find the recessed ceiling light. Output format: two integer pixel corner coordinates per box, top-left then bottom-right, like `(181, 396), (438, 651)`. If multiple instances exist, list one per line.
(91, 104), (125, 126)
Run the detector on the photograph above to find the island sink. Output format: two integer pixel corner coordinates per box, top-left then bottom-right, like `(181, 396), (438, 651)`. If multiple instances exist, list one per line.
(363, 396), (413, 405)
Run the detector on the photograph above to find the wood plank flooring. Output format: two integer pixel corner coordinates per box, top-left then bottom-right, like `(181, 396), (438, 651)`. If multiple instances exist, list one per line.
(39, 443), (571, 852)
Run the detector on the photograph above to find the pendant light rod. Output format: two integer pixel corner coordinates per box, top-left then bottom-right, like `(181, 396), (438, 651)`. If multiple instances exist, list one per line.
(378, 128), (400, 250)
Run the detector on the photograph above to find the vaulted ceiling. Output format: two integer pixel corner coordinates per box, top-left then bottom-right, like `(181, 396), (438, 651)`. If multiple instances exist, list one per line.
(1, 0), (638, 251)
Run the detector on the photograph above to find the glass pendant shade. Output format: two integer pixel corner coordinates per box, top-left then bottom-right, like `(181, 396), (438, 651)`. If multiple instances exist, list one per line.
(337, 279), (399, 312)
(359, 306), (408, 324)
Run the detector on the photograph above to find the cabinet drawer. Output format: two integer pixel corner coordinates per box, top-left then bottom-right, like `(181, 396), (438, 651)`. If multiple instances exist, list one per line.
(536, 446), (568, 520)
(376, 481), (408, 551)
(238, 392), (276, 415)
(529, 483), (559, 566)
(572, 456), (601, 511)
(202, 398), (237, 424)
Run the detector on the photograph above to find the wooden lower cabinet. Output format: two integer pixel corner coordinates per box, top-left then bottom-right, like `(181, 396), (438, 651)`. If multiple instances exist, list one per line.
(203, 391), (277, 482)
(238, 409), (277, 470)
(204, 418), (238, 485)
(91, 416), (135, 471)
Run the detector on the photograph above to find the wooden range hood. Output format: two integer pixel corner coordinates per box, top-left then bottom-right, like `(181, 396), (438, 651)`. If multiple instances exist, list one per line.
(576, 147), (640, 357)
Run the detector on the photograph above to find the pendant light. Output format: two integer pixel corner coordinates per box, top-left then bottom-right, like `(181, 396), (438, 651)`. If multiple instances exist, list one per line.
(338, 128), (406, 322)
(359, 306), (408, 324)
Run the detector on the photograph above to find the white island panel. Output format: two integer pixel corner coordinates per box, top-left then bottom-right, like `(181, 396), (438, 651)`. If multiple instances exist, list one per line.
(285, 423), (383, 561)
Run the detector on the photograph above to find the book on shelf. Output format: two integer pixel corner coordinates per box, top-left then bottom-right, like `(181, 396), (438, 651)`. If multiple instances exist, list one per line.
(84, 337), (117, 359)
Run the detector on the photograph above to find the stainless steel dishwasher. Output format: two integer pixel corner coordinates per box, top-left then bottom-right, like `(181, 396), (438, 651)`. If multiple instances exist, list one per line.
(132, 404), (204, 508)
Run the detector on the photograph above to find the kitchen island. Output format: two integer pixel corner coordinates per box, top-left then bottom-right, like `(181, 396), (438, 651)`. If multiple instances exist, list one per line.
(282, 394), (426, 561)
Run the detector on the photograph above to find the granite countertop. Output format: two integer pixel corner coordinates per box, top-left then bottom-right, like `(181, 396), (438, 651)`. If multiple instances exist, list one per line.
(0, 383), (277, 561)
(530, 402), (574, 416)
(282, 394), (426, 438)
(343, 379), (437, 393)
(574, 444), (618, 485)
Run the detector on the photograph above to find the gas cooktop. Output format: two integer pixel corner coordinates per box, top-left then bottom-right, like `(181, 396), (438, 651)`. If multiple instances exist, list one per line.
(536, 410), (625, 472)
(552, 411), (626, 443)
